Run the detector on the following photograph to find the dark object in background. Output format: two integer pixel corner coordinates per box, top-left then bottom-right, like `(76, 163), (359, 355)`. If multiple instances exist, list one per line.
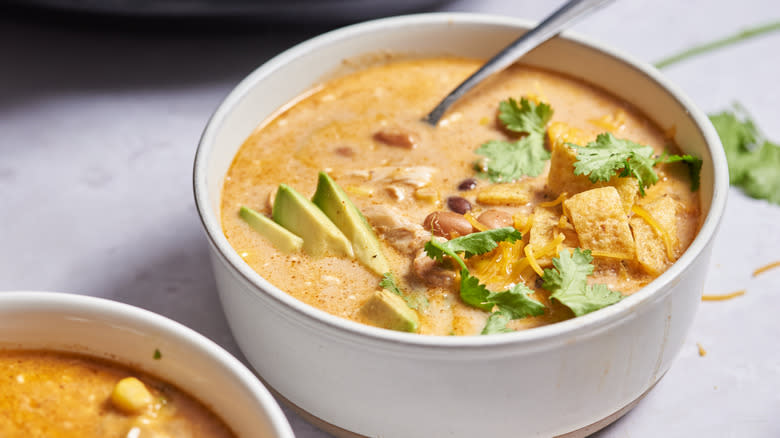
(11, 0), (451, 21)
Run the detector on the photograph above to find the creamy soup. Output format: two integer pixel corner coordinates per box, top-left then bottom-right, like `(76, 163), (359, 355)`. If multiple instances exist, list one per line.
(221, 57), (701, 335)
(0, 351), (235, 438)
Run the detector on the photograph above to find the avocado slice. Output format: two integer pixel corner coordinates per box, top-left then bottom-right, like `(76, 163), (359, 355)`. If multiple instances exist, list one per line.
(311, 172), (390, 276)
(272, 184), (354, 258)
(239, 206), (304, 254)
(359, 289), (419, 333)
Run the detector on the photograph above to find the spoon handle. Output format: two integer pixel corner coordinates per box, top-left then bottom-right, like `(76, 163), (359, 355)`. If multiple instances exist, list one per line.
(423, 0), (616, 126)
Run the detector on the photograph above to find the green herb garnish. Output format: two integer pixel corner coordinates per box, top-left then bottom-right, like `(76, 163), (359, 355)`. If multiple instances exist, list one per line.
(475, 98), (553, 182)
(654, 21), (780, 69)
(487, 283), (546, 319)
(481, 309), (513, 335)
(709, 106), (780, 205)
(571, 132), (657, 194)
(380, 272), (428, 310)
(651, 22), (780, 205)
(498, 97), (554, 136)
(541, 248), (623, 316)
(424, 227), (523, 262)
(153, 349), (162, 360)
(424, 228), (544, 334)
(656, 153), (704, 192)
(571, 132), (702, 196)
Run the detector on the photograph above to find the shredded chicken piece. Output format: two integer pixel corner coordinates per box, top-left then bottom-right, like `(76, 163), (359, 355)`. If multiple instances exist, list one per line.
(347, 166), (437, 188)
(362, 204), (431, 255)
(413, 247), (456, 288)
(386, 185), (405, 201)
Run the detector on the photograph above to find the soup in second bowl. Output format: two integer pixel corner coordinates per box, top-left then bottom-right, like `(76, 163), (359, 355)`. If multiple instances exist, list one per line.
(0, 350), (235, 438)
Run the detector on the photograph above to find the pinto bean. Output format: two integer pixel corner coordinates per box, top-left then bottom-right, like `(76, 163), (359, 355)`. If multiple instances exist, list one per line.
(373, 128), (417, 149)
(446, 196), (472, 214)
(477, 209), (513, 229)
(423, 211), (474, 238)
(334, 146), (354, 157)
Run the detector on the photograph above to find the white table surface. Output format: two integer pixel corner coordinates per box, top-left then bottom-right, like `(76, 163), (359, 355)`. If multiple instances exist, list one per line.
(2, 0), (779, 436)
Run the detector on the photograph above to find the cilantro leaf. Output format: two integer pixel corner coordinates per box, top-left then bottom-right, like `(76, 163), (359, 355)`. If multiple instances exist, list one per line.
(741, 141), (780, 205)
(542, 248), (623, 317)
(481, 309), (514, 335)
(487, 283), (546, 319)
(708, 106), (780, 205)
(424, 229), (545, 327)
(479, 284), (545, 335)
(424, 240), (467, 270)
(380, 272), (404, 296)
(475, 137), (551, 182)
(380, 272), (427, 310)
(424, 228), (522, 266)
(572, 132), (658, 194)
(710, 106), (760, 184)
(475, 97), (554, 182)
(656, 153), (703, 191)
(459, 269), (493, 311)
(572, 132), (703, 195)
(498, 98), (554, 136)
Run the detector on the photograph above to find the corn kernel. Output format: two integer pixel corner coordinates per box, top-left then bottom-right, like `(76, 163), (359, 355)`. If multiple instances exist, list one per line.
(111, 377), (153, 414)
(476, 183), (530, 205)
(414, 187), (440, 205)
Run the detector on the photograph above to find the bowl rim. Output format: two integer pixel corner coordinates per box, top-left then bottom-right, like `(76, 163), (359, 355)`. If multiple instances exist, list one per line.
(0, 290), (295, 438)
(194, 12), (729, 350)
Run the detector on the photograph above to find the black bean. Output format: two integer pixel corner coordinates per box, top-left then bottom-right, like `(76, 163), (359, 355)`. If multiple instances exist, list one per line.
(447, 196), (472, 214)
(457, 178), (477, 191)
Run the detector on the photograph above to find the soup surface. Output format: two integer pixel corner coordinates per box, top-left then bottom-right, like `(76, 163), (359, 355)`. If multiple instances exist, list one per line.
(0, 350), (235, 438)
(221, 57), (701, 335)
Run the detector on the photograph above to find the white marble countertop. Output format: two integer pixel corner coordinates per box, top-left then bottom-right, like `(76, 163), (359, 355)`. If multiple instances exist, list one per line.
(2, 0), (779, 436)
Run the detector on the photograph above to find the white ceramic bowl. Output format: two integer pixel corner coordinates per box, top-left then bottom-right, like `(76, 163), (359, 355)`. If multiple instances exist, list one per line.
(0, 291), (295, 438)
(194, 13), (729, 437)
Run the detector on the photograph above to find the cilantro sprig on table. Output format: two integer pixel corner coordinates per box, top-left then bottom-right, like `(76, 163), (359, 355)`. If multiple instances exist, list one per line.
(709, 106), (780, 205)
(651, 22), (780, 206)
(541, 248), (623, 317)
(475, 98), (554, 182)
(570, 132), (703, 196)
(424, 228), (545, 334)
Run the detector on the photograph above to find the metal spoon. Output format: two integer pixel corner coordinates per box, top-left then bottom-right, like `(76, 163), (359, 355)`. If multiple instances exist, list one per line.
(423, 0), (616, 126)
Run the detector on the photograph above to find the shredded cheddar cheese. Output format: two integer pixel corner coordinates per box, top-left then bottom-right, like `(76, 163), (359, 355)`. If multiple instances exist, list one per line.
(589, 250), (631, 259)
(696, 343), (707, 357)
(557, 214), (573, 230)
(533, 233), (567, 259)
(514, 213), (534, 235)
(701, 290), (745, 301)
(471, 240), (527, 288)
(753, 261), (780, 277)
(538, 192), (568, 208)
(588, 110), (626, 132)
(531, 81), (549, 103)
(525, 93), (543, 105)
(464, 212), (489, 232)
(631, 204), (674, 261)
(524, 245), (544, 277)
